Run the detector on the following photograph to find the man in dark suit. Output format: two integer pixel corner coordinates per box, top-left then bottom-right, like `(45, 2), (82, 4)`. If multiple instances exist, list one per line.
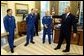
(52, 6), (77, 52)
(34, 9), (40, 36)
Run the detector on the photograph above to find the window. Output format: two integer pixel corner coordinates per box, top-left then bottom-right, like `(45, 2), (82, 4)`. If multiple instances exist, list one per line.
(59, 1), (70, 15)
(41, 1), (50, 27)
(79, 1), (83, 25)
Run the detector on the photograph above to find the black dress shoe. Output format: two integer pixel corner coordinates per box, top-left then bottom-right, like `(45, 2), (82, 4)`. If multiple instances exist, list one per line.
(54, 47), (60, 50)
(24, 43), (29, 46)
(30, 41), (35, 44)
(36, 34), (39, 36)
(49, 42), (51, 44)
(13, 45), (16, 48)
(62, 49), (69, 52)
(43, 42), (45, 44)
(11, 48), (14, 53)
(37, 35), (39, 36)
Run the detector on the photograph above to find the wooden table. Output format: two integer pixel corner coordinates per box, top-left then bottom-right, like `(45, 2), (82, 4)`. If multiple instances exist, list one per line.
(17, 21), (27, 36)
(54, 28), (83, 46)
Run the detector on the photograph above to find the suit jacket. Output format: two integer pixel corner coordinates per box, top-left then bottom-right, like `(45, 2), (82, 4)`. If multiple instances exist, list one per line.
(52, 13), (77, 34)
(35, 13), (40, 25)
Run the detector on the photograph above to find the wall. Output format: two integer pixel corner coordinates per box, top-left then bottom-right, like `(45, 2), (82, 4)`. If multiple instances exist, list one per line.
(1, 1), (35, 22)
(50, 1), (59, 15)
(70, 1), (79, 15)
(1, 1), (35, 33)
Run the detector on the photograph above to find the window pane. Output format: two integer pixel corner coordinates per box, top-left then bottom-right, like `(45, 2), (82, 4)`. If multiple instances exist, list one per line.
(59, 1), (70, 15)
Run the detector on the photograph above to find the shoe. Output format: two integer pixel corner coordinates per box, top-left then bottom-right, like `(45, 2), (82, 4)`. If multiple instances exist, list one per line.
(30, 41), (35, 44)
(62, 49), (69, 52)
(24, 43), (28, 46)
(13, 45), (16, 48)
(54, 47), (60, 50)
(49, 42), (51, 44)
(37, 34), (39, 36)
(11, 48), (14, 53)
(35, 34), (38, 36)
(43, 41), (45, 44)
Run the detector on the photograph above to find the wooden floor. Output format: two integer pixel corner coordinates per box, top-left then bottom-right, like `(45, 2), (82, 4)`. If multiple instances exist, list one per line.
(1, 31), (83, 55)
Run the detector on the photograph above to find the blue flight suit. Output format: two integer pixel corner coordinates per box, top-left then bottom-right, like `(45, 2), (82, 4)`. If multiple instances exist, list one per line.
(42, 16), (52, 44)
(3, 15), (16, 49)
(26, 13), (36, 44)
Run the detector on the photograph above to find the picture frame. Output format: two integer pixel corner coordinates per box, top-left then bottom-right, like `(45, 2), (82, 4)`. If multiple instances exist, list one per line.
(15, 3), (28, 16)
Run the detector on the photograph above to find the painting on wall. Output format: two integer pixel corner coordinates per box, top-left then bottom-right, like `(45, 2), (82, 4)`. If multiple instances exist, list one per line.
(15, 3), (28, 16)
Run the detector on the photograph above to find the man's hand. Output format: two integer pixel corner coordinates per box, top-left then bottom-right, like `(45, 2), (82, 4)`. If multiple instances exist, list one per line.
(44, 24), (48, 28)
(15, 28), (16, 31)
(73, 33), (77, 38)
(51, 15), (52, 18)
(7, 32), (9, 35)
(55, 19), (60, 23)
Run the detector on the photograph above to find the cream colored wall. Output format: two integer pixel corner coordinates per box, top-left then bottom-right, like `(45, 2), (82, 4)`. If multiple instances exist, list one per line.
(1, 1), (35, 22)
(1, 1), (35, 33)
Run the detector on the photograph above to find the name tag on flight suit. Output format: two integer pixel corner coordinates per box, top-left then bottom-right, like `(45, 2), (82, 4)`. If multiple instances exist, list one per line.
(31, 16), (32, 18)
(9, 18), (11, 20)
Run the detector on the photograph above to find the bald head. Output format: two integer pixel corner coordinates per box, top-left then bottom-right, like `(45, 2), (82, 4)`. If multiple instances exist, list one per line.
(45, 10), (50, 16)
(34, 8), (38, 13)
(35, 9), (38, 11)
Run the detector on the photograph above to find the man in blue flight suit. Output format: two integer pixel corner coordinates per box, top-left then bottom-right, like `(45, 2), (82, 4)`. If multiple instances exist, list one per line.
(42, 11), (52, 44)
(3, 9), (16, 53)
(52, 6), (77, 52)
(24, 9), (36, 46)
